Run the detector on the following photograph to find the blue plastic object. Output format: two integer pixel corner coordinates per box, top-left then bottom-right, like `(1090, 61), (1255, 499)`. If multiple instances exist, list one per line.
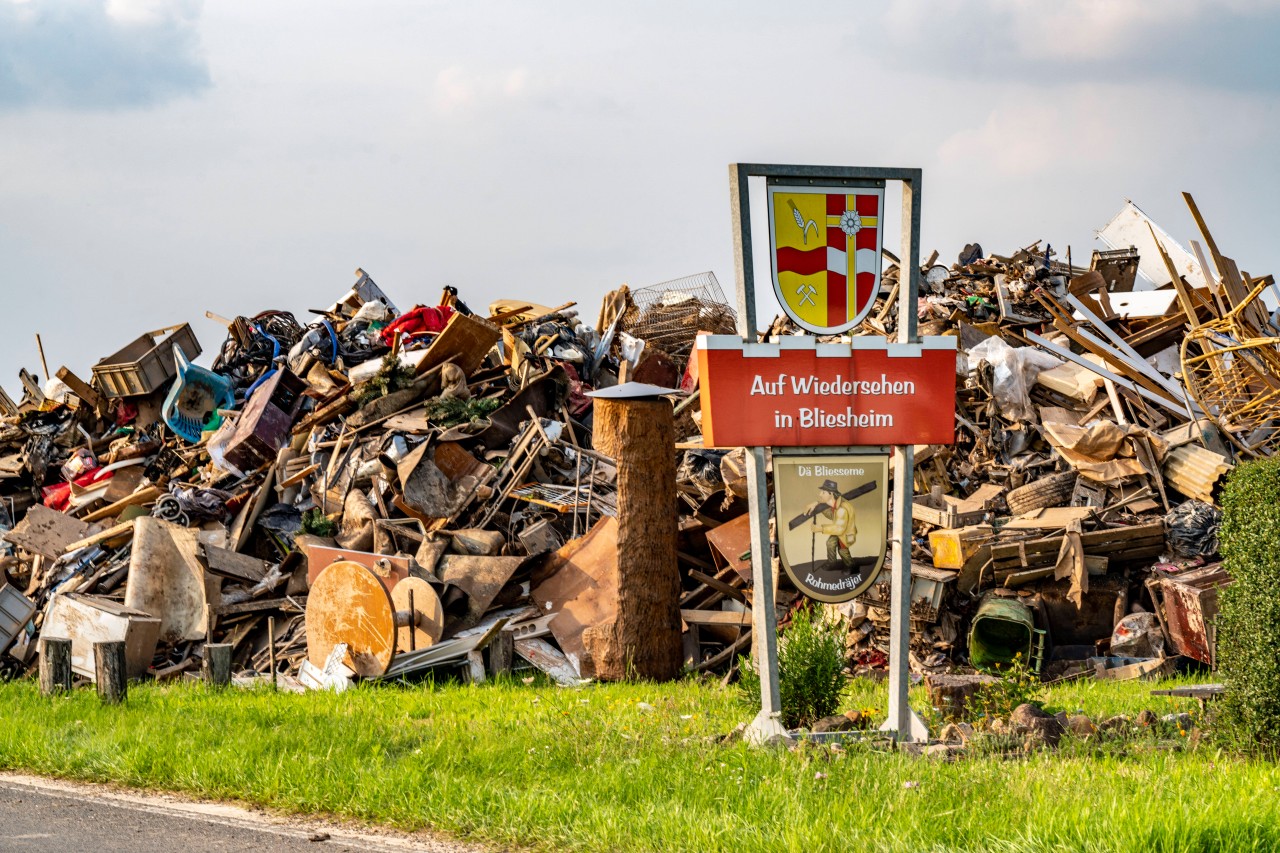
(163, 349), (236, 443)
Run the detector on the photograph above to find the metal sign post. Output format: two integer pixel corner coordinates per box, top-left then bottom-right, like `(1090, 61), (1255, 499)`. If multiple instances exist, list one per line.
(723, 163), (932, 744)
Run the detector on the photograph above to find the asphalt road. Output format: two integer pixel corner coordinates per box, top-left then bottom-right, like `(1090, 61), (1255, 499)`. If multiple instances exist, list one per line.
(0, 774), (482, 853)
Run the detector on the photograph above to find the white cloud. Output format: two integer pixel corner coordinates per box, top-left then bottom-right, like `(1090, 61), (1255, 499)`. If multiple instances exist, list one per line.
(0, 0), (210, 110)
(432, 64), (537, 114)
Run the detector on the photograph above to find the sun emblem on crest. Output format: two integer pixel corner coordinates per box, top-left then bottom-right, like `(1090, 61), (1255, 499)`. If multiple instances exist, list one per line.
(839, 210), (862, 236)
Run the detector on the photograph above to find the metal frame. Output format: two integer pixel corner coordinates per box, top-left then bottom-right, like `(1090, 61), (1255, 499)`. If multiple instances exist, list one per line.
(728, 163), (928, 744)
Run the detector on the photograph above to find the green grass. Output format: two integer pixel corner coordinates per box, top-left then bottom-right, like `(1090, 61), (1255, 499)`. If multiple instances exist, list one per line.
(0, 675), (1276, 852)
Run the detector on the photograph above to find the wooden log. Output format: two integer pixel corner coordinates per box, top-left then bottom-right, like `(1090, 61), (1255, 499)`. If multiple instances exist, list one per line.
(203, 643), (233, 688)
(63, 519), (136, 554)
(39, 637), (73, 695)
(591, 396), (683, 681)
(82, 484), (163, 523)
(94, 641), (127, 704)
(488, 629), (514, 677)
(268, 616), (278, 690)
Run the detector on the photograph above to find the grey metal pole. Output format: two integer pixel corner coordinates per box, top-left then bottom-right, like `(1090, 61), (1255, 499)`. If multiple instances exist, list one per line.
(745, 445), (783, 741)
(884, 173), (927, 742)
(729, 164), (785, 743)
(729, 164), (757, 338)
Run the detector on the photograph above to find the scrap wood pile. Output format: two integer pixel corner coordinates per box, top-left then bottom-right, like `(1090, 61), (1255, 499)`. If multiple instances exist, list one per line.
(0, 190), (1267, 698)
(0, 269), (758, 691)
(757, 192), (1257, 683)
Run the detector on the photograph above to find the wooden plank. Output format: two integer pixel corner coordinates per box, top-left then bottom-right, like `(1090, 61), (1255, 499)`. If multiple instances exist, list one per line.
(415, 312), (501, 377)
(1025, 333), (1188, 418)
(686, 569), (749, 604)
(680, 608), (752, 627)
(200, 544), (269, 583)
(211, 596), (305, 617)
(3, 505), (93, 559)
(55, 366), (101, 409)
(993, 544), (1163, 576)
(81, 485), (161, 523)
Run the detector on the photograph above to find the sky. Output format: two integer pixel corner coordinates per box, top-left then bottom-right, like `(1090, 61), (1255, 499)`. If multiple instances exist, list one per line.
(3, 0), (1279, 399)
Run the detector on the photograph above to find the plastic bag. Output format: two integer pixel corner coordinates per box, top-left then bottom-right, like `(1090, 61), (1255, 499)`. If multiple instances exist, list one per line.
(967, 336), (1063, 422)
(1165, 500), (1222, 558)
(1110, 612), (1164, 658)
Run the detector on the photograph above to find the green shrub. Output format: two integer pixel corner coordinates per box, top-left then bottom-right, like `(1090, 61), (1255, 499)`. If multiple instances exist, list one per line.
(1215, 457), (1280, 754)
(738, 603), (847, 729)
(300, 507), (338, 537)
(971, 651), (1045, 722)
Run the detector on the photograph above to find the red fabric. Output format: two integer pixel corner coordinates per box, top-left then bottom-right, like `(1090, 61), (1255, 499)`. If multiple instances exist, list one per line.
(42, 467), (114, 511)
(556, 362), (595, 417)
(379, 305), (455, 347)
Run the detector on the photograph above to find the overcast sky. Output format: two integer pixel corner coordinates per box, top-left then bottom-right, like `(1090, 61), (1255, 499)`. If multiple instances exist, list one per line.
(3, 0), (1279, 399)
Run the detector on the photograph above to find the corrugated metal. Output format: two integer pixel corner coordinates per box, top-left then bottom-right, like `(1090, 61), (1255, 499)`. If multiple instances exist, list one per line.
(1163, 444), (1233, 504)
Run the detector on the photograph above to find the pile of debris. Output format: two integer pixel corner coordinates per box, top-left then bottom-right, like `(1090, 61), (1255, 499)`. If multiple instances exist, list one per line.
(0, 191), (1260, 695)
(781, 193), (1248, 682)
(0, 269), (751, 691)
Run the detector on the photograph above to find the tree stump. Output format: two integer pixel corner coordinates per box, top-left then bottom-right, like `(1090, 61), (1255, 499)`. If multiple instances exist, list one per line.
(590, 396), (682, 681)
(204, 643), (233, 688)
(39, 637), (73, 695)
(94, 641), (127, 704)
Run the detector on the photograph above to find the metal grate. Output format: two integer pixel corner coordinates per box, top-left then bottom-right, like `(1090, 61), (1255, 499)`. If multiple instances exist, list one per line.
(621, 271), (738, 364)
(510, 483), (617, 517)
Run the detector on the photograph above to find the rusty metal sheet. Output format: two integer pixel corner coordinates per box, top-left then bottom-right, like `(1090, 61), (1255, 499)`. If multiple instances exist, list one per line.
(704, 513), (752, 581)
(438, 554), (526, 631)
(433, 440), (486, 483)
(397, 442), (458, 518)
(530, 517), (619, 678)
(304, 544), (411, 591)
(1161, 563), (1231, 665)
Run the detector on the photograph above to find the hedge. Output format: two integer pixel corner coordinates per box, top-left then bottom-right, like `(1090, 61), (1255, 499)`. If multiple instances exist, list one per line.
(1216, 457), (1280, 753)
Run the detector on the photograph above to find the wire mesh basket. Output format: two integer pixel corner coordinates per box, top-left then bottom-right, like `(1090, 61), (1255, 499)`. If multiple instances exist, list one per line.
(620, 271), (738, 363)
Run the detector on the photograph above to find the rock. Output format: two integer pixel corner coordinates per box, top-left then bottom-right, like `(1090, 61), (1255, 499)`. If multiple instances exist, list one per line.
(843, 709), (867, 728)
(1010, 704), (1063, 746)
(811, 714), (855, 733)
(1162, 712), (1194, 731)
(939, 722), (975, 744)
(764, 732), (799, 749)
(1066, 714), (1097, 738)
(1136, 709), (1158, 727)
(1010, 703), (1051, 727)
(926, 743), (964, 759)
(1099, 714), (1132, 732)
(924, 673), (1001, 721)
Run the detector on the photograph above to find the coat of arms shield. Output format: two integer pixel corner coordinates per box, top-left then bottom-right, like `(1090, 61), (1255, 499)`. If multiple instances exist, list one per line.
(768, 184), (884, 334)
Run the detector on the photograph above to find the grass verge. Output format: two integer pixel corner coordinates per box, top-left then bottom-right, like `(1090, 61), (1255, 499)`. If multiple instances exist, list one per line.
(0, 675), (1276, 852)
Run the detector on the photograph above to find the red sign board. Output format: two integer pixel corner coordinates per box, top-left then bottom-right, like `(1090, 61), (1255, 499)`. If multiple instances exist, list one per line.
(696, 335), (957, 447)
